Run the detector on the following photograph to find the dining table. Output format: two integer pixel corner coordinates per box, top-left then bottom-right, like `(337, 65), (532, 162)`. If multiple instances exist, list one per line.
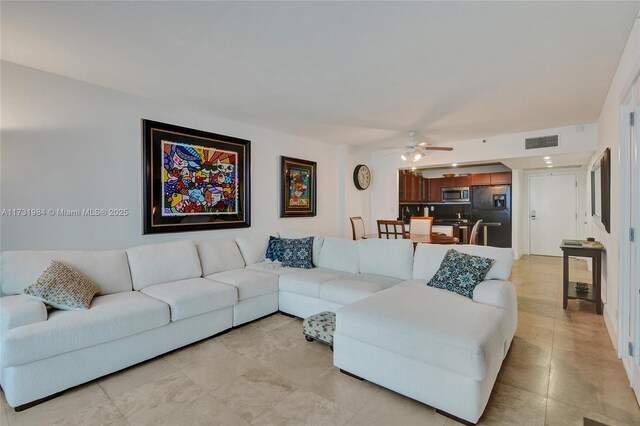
(363, 233), (459, 245)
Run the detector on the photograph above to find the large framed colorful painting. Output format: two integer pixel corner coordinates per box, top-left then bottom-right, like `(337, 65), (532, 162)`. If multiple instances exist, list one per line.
(142, 120), (250, 234)
(280, 156), (316, 217)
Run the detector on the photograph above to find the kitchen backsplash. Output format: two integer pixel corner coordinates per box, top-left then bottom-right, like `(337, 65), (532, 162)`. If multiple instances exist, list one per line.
(399, 203), (471, 222)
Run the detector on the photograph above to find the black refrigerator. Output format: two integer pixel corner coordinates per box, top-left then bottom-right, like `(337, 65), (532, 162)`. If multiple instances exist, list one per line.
(470, 185), (512, 248)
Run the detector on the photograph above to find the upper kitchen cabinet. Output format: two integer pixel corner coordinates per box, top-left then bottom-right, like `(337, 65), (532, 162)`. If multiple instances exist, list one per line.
(428, 178), (443, 202)
(454, 175), (471, 187)
(399, 171), (428, 202)
(471, 173), (491, 186)
(490, 172), (512, 185)
(421, 177), (429, 202)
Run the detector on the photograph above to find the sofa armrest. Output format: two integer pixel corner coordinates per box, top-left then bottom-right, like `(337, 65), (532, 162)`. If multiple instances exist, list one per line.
(473, 280), (517, 340)
(0, 295), (48, 336)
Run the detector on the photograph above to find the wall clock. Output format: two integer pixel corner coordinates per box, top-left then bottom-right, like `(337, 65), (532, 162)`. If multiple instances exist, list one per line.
(353, 164), (371, 190)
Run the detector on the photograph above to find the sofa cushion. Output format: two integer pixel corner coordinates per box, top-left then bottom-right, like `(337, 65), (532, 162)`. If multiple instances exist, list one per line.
(278, 268), (347, 298)
(1, 250), (132, 296)
(1, 292), (169, 368)
(358, 239), (414, 280)
(245, 262), (304, 276)
(0, 295), (47, 335)
(336, 283), (510, 381)
(279, 229), (324, 267)
(141, 278), (237, 321)
(317, 237), (359, 274)
(235, 235), (270, 265)
(196, 239), (245, 276)
(204, 269), (279, 300)
(413, 244), (513, 281)
(319, 274), (400, 305)
(427, 249), (494, 299)
(126, 240), (202, 290)
(23, 261), (101, 310)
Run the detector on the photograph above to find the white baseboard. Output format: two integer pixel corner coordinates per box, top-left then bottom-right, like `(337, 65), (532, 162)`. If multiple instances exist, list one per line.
(602, 305), (620, 356)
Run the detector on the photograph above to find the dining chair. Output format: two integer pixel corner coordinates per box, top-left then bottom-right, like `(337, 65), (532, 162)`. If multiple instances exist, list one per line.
(350, 216), (366, 240)
(469, 219), (483, 245)
(409, 216), (433, 236)
(377, 220), (407, 239)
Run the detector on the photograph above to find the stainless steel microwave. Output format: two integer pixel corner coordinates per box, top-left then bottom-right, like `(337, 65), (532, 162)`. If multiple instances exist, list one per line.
(441, 187), (470, 202)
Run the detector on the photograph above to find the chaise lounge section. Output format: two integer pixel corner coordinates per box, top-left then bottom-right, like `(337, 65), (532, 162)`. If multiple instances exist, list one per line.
(333, 244), (517, 424)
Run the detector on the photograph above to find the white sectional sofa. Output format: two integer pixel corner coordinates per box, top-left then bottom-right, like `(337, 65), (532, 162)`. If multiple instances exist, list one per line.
(0, 234), (516, 425)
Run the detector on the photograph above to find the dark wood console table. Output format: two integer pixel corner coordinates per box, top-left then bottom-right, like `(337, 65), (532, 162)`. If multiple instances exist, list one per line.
(560, 240), (604, 315)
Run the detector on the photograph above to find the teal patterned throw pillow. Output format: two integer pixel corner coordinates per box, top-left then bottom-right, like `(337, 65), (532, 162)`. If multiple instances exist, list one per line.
(280, 237), (314, 269)
(427, 249), (494, 299)
(265, 236), (284, 262)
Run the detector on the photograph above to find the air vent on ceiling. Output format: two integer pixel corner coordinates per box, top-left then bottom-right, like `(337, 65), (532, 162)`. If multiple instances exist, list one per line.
(525, 135), (559, 150)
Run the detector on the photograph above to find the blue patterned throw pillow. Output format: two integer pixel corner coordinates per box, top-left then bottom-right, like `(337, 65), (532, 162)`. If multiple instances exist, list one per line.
(265, 236), (284, 262)
(280, 237), (314, 269)
(427, 249), (494, 299)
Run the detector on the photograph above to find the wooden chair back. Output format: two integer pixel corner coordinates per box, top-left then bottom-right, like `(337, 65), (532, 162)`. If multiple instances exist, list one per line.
(350, 216), (366, 240)
(377, 220), (407, 239)
(469, 219), (483, 245)
(409, 216), (433, 236)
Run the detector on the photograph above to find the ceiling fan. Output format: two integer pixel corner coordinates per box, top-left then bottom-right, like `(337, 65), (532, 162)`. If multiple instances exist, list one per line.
(388, 131), (453, 161)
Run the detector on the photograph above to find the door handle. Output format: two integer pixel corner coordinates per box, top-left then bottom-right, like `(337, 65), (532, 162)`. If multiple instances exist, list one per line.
(530, 209), (536, 219)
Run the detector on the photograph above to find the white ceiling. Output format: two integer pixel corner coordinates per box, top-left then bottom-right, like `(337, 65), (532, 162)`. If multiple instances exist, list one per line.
(2, 1), (638, 147)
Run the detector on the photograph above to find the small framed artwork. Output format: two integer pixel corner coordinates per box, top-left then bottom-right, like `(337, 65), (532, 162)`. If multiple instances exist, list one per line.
(280, 156), (317, 217)
(142, 119), (250, 234)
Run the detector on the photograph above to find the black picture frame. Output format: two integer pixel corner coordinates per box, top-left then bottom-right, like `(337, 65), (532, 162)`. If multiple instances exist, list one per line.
(280, 156), (317, 217)
(591, 147), (610, 233)
(142, 119), (250, 234)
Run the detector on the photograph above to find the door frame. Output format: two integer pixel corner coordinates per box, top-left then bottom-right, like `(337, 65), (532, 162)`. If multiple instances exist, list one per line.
(619, 82), (640, 402)
(527, 170), (579, 256)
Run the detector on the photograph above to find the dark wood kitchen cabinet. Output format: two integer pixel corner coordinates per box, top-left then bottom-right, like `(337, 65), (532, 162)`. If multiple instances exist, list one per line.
(454, 175), (471, 187)
(441, 177), (455, 188)
(490, 172), (512, 185)
(399, 171), (425, 202)
(428, 178), (443, 202)
(471, 173), (491, 186)
(420, 177), (429, 202)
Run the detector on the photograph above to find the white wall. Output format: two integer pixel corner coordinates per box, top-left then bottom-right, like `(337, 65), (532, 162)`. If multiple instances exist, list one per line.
(0, 61), (343, 250)
(590, 15), (640, 348)
(370, 124), (597, 254)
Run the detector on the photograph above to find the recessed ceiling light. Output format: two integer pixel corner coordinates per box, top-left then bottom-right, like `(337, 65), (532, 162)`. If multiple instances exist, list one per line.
(543, 156), (551, 160)
(411, 167), (417, 171)
(544, 160), (553, 164)
(451, 163), (458, 167)
(547, 165), (554, 168)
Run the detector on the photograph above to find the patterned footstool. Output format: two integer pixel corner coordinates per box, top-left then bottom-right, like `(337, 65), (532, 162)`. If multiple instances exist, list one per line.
(302, 311), (336, 350)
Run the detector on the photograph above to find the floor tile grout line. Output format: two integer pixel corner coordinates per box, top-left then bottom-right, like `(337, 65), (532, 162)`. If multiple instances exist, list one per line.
(95, 380), (130, 424)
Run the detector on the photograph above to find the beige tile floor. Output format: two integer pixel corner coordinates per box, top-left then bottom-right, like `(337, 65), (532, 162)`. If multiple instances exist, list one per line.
(1, 255), (639, 426)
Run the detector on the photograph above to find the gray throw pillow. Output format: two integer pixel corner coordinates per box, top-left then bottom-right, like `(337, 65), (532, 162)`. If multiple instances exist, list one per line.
(427, 249), (494, 299)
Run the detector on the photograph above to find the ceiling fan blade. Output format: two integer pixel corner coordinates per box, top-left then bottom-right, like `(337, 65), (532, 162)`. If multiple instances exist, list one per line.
(422, 146), (454, 151)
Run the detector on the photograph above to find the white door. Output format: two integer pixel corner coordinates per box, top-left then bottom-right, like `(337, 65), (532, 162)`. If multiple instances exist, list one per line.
(529, 173), (577, 256)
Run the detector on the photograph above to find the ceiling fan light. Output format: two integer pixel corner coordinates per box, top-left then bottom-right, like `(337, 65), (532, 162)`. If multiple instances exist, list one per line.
(400, 152), (408, 161)
(413, 152), (423, 161)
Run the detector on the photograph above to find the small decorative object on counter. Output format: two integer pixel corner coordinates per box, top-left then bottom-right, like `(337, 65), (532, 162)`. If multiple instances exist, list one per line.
(575, 282), (590, 294)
